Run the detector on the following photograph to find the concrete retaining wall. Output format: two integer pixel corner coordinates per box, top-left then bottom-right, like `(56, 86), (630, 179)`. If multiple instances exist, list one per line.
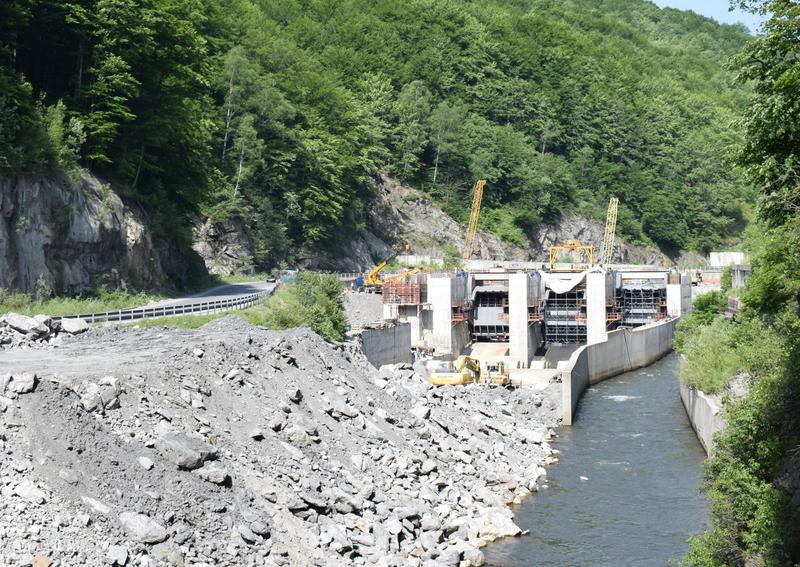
(679, 383), (725, 454)
(361, 323), (412, 368)
(562, 319), (677, 424)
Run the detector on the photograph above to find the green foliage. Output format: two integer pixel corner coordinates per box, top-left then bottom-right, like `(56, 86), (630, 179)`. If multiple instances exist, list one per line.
(675, 291), (728, 351)
(0, 287), (163, 317)
(684, 3), (800, 564)
(244, 272), (347, 342)
(0, 0), (755, 267)
(720, 265), (733, 293)
(679, 318), (740, 393)
(129, 313), (225, 329)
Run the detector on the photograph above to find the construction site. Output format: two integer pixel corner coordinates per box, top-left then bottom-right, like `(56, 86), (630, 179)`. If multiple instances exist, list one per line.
(0, 181), (691, 567)
(355, 187), (692, 393)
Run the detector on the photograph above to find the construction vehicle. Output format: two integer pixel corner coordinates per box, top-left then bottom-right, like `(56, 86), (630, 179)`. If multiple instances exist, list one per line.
(548, 240), (595, 272)
(364, 260), (388, 291)
(363, 244), (411, 292)
(430, 355), (482, 385)
(600, 197), (619, 266)
(462, 179), (487, 260)
(429, 356), (509, 386)
(484, 361), (510, 385)
(691, 270), (703, 286)
(384, 266), (421, 284)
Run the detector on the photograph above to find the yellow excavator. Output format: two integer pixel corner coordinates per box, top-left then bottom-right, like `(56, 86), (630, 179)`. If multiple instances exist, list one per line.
(363, 244), (412, 292)
(430, 356), (481, 385)
(384, 266), (421, 284)
(430, 356), (509, 386)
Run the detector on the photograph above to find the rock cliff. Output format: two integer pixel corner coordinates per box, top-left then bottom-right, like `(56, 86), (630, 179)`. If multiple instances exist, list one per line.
(302, 175), (668, 271)
(0, 172), (195, 295)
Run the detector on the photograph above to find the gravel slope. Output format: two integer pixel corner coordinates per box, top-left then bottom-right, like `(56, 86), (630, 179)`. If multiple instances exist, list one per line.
(0, 317), (560, 566)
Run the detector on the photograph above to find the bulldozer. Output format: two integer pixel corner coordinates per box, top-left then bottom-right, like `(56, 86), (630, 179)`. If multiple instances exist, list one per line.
(429, 356), (509, 386)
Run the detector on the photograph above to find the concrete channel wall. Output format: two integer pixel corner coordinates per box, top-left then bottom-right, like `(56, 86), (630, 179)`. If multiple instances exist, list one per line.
(561, 319), (677, 424)
(360, 323), (413, 368)
(679, 383), (725, 454)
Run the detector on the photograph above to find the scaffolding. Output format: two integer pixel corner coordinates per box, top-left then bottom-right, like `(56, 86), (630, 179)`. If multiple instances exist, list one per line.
(544, 289), (587, 344)
(619, 286), (668, 327)
(382, 283), (423, 305)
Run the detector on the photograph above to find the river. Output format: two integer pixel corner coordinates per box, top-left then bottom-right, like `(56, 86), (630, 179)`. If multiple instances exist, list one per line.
(484, 353), (708, 566)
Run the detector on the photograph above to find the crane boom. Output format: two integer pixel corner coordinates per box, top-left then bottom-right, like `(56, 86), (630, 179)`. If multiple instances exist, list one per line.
(463, 179), (486, 259)
(600, 197), (619, 266)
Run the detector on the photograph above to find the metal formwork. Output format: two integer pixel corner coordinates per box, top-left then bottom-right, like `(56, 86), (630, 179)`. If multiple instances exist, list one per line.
(620, 286), (667, 327)
(544, 289), (587, 344)
(472, 290), (509, 341)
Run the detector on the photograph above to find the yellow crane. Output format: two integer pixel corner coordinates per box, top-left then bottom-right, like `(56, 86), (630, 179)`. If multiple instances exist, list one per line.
(384, 267), (421, 284)
(600, 197), (619, 266)
(462, 179), (487, 259)
(548, 240), (595, 272)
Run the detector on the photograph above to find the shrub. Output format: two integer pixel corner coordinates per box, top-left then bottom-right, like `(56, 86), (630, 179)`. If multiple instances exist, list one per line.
(245, 272), (347, 342)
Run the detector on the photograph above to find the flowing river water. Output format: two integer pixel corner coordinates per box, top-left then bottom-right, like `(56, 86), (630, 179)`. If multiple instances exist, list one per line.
(484, 353), (708, 566)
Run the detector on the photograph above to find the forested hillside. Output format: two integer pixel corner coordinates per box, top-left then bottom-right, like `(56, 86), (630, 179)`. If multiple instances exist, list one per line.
(678, 2), (800, 564)
(0, 0), (754, 269)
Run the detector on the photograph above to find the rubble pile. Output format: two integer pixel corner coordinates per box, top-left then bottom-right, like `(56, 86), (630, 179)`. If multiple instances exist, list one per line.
(0, 316), (561, 566)
(0, 312), (88, 350)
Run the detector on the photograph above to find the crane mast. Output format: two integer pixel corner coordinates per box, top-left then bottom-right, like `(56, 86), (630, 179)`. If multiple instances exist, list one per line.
(463, 179), (486, 259)
(600, 197), (619, 266)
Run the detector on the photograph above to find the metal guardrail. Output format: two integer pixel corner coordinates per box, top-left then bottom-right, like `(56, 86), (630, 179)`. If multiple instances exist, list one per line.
(52, 289), (273, 324)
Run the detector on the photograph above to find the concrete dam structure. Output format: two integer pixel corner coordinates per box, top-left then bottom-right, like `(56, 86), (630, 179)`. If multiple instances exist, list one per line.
(379, 262), (693, 423)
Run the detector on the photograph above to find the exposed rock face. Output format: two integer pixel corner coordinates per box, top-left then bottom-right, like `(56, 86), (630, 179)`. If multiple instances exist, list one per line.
(530, 213), (670, 266)
(191, 217), (255, 276)
(0, 172), (199, 294)
(300, 174), (668, 271)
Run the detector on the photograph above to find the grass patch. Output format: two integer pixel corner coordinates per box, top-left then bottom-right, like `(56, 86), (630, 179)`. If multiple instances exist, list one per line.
(0, 288), (165, 317)
(127, 313), (229, 329)
(121, 272), (347, 341)
(680, 318), (740, 392)
(241, 272), (346, 341)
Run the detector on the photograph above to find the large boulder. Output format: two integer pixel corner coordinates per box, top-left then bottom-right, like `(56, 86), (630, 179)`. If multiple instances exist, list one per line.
(2, 313), (49, 336)
(118, 512), (168, 544)
(61, 317), (89, 334)
(156, 432), (218, 470)
(6, 373), (37, 394)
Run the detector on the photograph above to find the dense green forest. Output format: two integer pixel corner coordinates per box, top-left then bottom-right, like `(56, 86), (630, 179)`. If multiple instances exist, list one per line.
(0, 0), (754, 268)
(678, 1), (800, 565)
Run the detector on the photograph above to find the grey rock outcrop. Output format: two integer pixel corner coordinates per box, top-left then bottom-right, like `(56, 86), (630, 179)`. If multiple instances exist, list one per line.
(2, 313), (49, 336)
(156, 432), (218, 470)
(191, 217), (255, 276)
(0, 172), (201, 294)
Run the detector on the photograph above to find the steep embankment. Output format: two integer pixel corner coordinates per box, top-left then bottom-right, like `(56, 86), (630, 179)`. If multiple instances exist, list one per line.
(0, 173), (197, 295)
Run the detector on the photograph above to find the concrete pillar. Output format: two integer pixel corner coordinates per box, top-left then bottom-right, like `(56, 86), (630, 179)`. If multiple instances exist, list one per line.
(429, 276), (454, 354)
(586, 271), (607, 345)
(666, 275), (683, 317)
(382, 303), (397, 321)
(508, 272), (531, 367)
(681, 274), (693, 314)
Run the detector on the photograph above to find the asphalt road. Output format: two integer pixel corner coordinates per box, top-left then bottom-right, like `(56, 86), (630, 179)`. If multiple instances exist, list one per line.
(144, 280), (274, 308)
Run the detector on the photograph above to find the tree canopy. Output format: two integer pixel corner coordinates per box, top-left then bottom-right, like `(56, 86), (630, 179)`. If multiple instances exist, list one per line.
(0, 0), (756, 266)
